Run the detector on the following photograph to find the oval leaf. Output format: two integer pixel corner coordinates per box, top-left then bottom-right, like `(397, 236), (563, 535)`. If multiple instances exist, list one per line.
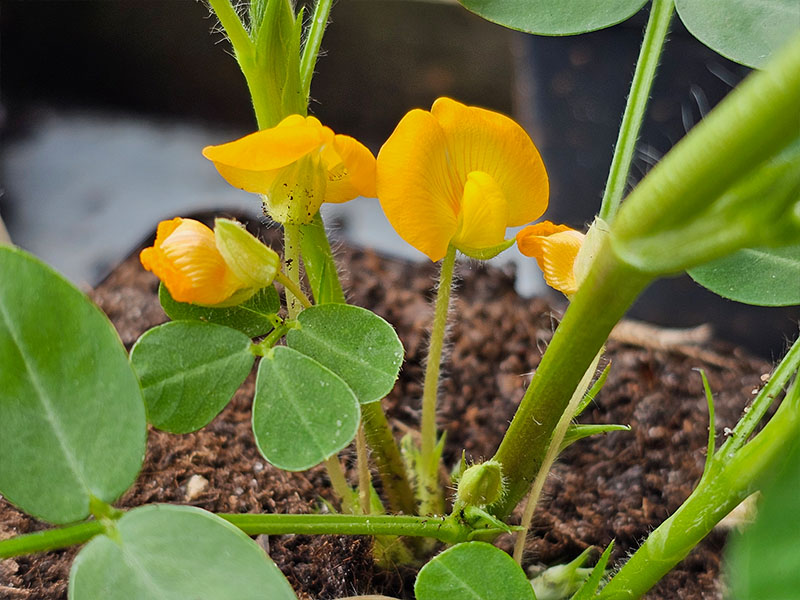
(415, 542), (535, 600)
(676, 0), (799, 68)
(457, 0), (648, 36)
(69, 504), (296, 600)
(688, 245), (800, 307)
(286, 304), (403, 404)
(253, 346), (360, 471)
(130, 321), (255, 433)
(159, 283), (280, 338)
(0, 247), (146, 524)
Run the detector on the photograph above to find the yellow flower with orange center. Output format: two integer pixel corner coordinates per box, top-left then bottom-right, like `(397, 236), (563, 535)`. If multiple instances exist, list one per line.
(202, 115), (377, 224)
(516, 221), (587, 297)
(140, 217), (278, 306)
(376, 97), (549, 261)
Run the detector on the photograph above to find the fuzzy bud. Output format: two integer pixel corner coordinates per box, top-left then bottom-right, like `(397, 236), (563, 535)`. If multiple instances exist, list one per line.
(456, 460), (503, 507)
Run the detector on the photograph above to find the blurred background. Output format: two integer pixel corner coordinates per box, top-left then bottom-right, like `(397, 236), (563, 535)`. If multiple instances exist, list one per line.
(1, 0), (797, 358)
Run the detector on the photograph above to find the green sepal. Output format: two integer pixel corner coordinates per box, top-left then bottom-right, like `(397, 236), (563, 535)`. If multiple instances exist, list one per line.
(531, 545), (595, 600)
(453, 237), (515, 261)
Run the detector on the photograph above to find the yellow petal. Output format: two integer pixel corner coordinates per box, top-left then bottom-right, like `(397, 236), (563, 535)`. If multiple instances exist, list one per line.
(140, 218), (246, 306)
(451, 171), (508, 251)
(430, 97), (549, 227)
(516, 222), (585, 296)
(202, 115), (326, 194)
(377, 108), (460, 262)
(322, 134), (377, 204)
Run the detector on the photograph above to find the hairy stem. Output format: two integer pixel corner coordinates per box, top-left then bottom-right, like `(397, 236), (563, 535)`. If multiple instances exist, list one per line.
(356, 424), (372, 514)
(598, 0), (675, 222)
(419, 244), (457, 514)
(300, 0), (333, 101)
(324, 455), (355, 513)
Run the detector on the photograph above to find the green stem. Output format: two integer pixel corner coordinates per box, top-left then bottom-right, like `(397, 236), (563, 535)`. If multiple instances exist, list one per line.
(324, 455), (355, 513)
(218, 512), (471, 544)
(419, 244), (457, 514)
(720, 335), (800, 456)
(492, 245), (651, 518)
(599, 372), (800, 599)
(598, 0), (675, 222)
(274, 271), (312, 309)
(612, 32), (800, 241)
(283, 223), (304, 318)
(300, 0), (334, 101)
(300, 212), (346, 304)
(362, 401), (417, 515)
(0, 521), (105, 559)
(356, 424), (372, 514)
(513, 349), (603, 563)
(207, 0), (275, 130)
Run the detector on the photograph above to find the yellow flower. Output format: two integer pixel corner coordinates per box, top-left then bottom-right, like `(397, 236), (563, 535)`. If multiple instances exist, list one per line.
(202, 115), (377, 224)
(140, 218), (278, 307)
(516, 221), (586, 297)
(376, 97), (549, 261)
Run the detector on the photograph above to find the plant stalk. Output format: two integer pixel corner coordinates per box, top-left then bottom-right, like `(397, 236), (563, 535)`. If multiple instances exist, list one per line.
(356, 424), (372, 514)
(299, 0), (333, 101)
(492, 245), (651, 518)
(362, 401), (417, 515)
(598, 0), (675, 222)
(324, 455), (355, 513)
(599, 372), (800, 598)
(218, 512), (472, 544)
(0, 521), (105, 559)
(513, 349), (603, 563)
(282, 223), (304, 319)
(419, 244), (457, 514)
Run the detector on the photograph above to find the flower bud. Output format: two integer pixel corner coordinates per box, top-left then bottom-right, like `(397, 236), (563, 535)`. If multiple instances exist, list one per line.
(456, 460), (504, 507)
(214, 218), (280, 288)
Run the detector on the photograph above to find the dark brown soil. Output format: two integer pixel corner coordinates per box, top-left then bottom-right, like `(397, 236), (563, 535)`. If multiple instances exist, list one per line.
(0, 219), (773, 599)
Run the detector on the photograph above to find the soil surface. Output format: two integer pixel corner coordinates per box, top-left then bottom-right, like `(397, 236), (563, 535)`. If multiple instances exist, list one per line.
(0, 218), (774, 599)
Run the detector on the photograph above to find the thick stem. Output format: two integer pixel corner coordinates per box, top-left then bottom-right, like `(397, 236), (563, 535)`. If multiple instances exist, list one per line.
(513, 349), (603, 563)
(492, 245), (651, 518)
(362, 401), (417, 515)
(218, 512), (471, 544)
(598, 0), (675, 222)
(0, 521), (105, 559)
(600, 376), (800, 599)
(612, 33), (800, 241)
(419, 244), (457, 514)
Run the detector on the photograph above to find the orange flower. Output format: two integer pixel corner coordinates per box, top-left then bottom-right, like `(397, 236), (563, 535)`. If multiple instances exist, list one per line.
(202, 115), (376, 224)
(516, 221), (586, 297)
(377, 97), (548, 261)
(140, 218), (277, 306)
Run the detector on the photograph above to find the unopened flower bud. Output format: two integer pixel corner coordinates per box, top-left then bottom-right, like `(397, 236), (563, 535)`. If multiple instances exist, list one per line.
(456, 460), (504, 507)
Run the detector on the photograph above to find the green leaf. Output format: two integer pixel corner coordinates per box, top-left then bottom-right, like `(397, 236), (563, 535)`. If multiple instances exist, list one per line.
(675, 0), (800, 68)
(725, 438), (800, 599)
(159, 283), (280, 338)
(0, 247), (146, 524)
(570, 541), (614, 599)
(69, 504), (296, 600)
(560, 424), (630, 453)
(688, 245), (800, 307)
(415, 541), (536, 600)
(253, 346), (360, 471)
(457, 0), (648, 36)
(130, 321), (255, 434)
(287, 303), (403, 404)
